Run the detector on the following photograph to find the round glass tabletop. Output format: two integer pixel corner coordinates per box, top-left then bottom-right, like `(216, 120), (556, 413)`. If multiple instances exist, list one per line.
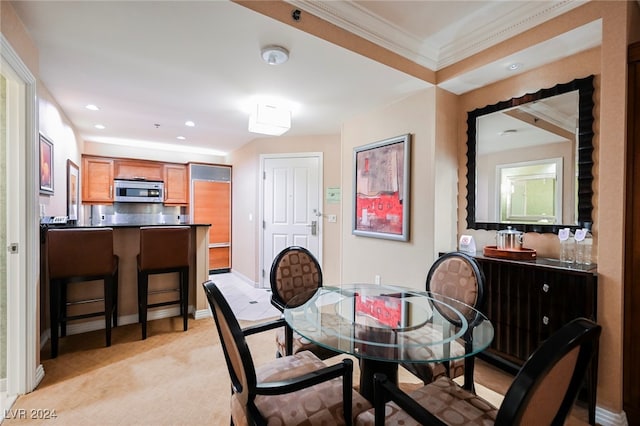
(284, 284), (494, 363)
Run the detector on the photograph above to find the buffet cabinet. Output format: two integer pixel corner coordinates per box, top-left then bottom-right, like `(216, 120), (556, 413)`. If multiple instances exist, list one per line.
(473, 254), (598, 423)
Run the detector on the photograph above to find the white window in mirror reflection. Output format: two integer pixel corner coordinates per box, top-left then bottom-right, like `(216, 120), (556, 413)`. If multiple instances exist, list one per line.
(497, 158), (563, 224)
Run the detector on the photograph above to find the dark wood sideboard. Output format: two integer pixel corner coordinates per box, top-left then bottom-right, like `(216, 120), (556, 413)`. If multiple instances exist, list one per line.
(470, 254), (598, 424)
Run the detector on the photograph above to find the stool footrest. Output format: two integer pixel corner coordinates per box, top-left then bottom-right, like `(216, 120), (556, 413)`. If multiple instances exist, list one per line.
(148, 288), (179, 296)
(65, 297), (105, 306)
(147, 300), (182, 309)
(60, 311), (108, 322)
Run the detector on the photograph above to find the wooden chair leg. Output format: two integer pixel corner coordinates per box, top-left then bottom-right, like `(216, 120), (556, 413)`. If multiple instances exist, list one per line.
(50, 279), (60, 359)
(182, 268), (189, 332)
(139, 272), (149, 340)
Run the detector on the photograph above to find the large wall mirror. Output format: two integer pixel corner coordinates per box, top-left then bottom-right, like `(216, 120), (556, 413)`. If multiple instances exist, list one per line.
(466, 75), (594, 233)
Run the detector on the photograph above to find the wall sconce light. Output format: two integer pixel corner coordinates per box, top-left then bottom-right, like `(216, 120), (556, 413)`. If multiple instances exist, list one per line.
(248, 103), (291, 136)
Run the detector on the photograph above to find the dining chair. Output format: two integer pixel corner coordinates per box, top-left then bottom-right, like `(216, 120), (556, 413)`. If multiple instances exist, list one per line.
(356, 317), (601, 426)
(270, 245), (338, 359)
(202, 280), (371, 425)
(401, 251), (485, 391)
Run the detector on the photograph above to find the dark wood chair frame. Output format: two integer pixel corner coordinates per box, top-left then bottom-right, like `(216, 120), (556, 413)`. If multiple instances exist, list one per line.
(372, 317), (601, 426)
(402, 251), (486, 391)
(203, 280), (355, 426)
(269, 245), (324, 357)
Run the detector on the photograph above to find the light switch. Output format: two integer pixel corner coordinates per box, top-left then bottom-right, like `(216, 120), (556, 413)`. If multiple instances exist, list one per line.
(327, 214), (337, 223)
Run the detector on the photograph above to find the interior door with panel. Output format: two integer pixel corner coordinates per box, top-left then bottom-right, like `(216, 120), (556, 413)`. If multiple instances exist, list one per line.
(261, 154), (322, 287)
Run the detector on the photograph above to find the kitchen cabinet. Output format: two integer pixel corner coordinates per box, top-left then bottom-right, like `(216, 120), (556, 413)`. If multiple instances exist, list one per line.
(473, 254), (598, 424)
(164, 164), (188, 205)
(190, 164), (231, 272)
(82, 156), (114, 203)
(114, 159), (163, 181)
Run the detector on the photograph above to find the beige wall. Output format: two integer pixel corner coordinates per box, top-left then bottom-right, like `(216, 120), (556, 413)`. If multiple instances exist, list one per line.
(228, 134), (342, 285)
(340, 88), (455, 287)
(453, 1), (637, 415)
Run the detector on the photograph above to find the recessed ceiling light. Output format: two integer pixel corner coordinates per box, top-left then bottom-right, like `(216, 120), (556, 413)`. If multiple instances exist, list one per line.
(86, 104), (99, 111)
(185, 121), (195, 127)
(508, 63), (523, 71)
(177, 136), (186, 140)
(94, 124), (105, 130)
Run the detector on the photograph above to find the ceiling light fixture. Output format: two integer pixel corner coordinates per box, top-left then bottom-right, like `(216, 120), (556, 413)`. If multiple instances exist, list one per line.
(94, 124), (105, 130)
(508, 62), (523, 71)
(86, 104), (99, 111)
(248, 103), (291, 136)
(261, 45), (289, 65)
(177, 136), (186, 140)
(185, 120), (195, 127)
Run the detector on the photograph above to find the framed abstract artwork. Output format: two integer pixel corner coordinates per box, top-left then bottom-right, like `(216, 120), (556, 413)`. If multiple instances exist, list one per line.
(352, 134), (411, 241)
(39, 133), (54, 194)
(67, 160), (80, 221)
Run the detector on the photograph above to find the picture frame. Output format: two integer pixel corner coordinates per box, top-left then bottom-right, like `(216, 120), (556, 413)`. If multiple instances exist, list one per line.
(67, 160), (80, 221)
(353, 134), (411, 241)
(39, 133), (54, 194)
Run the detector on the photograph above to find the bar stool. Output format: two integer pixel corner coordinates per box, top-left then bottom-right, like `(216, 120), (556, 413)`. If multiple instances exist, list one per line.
(47, 227), (119, 358)
(137, 226), (191, 340)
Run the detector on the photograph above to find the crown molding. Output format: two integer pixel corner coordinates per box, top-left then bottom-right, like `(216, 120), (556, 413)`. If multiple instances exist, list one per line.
(289, 0), (439, 69)
(290, 0), (587, 71)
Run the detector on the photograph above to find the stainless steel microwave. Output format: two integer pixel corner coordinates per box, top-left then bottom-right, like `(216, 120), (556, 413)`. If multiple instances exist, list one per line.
(113, 179), (164, 203)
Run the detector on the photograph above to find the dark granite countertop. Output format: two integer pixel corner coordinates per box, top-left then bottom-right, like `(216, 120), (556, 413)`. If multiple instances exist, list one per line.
(42, 223), (211, 229)
(472, 252), (597, 274)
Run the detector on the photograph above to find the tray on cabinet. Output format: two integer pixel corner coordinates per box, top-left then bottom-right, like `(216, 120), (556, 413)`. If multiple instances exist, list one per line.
(483, 245), (537, 260)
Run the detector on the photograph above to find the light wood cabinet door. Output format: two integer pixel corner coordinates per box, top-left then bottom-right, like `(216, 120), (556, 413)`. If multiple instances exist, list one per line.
(193, 179), (231, 271)
(164, 164), (188, 205)
(82, 156), (114, 203)
(114, 159), (163, 181)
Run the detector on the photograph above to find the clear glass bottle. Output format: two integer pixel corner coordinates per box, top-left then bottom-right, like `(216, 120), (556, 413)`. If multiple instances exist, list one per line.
(559, 228), (575, 263)
(574, 226), (593, 265)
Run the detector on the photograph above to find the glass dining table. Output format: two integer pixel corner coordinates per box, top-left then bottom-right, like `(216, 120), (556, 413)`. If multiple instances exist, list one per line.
(283, 283), (494, 401)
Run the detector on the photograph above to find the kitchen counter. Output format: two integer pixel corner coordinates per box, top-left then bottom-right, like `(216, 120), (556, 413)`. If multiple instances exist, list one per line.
(40, 223), (213, 338)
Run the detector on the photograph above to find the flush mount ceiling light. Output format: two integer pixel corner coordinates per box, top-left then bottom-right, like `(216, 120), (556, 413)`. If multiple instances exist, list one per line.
(261, 45), (289, 65)
(248, 103), (291, 136)
(507, 62), (523, 71)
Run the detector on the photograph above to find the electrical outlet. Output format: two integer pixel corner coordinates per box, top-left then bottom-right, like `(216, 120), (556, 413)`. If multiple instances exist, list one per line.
(374, 275), (381, 285)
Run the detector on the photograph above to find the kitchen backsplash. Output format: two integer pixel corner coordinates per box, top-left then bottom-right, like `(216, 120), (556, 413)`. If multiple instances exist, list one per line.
(85, 203), (189, 226)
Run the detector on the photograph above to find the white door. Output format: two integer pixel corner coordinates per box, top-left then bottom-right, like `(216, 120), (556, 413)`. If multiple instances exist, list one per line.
(261, 154), (322, 287)
(1, 35), (39, 410)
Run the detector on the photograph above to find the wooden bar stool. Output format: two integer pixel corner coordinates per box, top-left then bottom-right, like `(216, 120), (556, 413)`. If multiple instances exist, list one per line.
(137, 226), (191, 340)
(47, 227), (119, 358)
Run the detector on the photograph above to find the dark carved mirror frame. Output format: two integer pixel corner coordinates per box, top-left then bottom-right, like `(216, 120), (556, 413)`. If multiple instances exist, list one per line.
(466, 75), (595, 233)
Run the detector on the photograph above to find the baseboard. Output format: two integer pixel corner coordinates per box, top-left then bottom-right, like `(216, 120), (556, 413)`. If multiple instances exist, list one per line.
(226, 269), (259, 288)
(34, 364), (45, 389)
(596, 406), (628, 426)
(194, 308), (211, 320)
(40, 305), (195, 342)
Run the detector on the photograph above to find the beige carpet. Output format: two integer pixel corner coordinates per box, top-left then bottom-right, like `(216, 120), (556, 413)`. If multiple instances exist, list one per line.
(4, 315), (588, 425)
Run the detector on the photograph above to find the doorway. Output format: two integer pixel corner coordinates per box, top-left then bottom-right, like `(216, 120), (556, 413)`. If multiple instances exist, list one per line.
(1, 34), (40, 411)
(260, 153), (323, 288)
